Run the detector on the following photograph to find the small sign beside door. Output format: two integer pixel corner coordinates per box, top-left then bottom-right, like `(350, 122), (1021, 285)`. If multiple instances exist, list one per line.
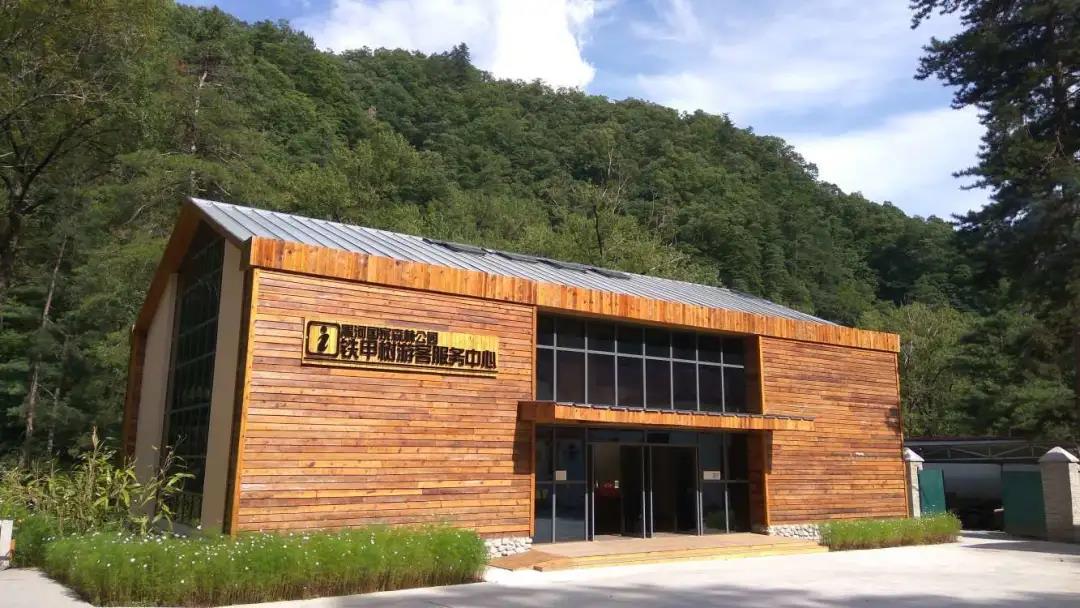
(703, 470), (724, 481)
(555, 469), (568, 481)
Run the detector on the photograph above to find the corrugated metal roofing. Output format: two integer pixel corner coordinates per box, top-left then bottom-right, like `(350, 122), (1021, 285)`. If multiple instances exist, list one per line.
(191, 198), (834, 325)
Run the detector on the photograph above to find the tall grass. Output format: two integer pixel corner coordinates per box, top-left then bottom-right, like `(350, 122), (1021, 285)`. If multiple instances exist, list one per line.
(818, 513), (961, 551)
(43, 525), (487, 606)
(0, 430), (190, 566)
(5, 436), (488, 606)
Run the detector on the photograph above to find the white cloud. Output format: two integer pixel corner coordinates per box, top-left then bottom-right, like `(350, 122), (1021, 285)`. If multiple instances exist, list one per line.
(296, 0), (604, 88)
(626, 1), (983, 216)
(632, 1), (960, 123)
(630, 0), (702, 42)
(789, 107), (989, 218)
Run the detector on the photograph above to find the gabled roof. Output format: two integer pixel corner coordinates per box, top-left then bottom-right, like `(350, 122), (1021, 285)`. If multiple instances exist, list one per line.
(191, 198), (832, 325)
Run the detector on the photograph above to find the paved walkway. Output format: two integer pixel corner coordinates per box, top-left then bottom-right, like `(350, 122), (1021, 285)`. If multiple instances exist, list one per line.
(4, 532), (1079, 607)
(0, 567), (90, 608)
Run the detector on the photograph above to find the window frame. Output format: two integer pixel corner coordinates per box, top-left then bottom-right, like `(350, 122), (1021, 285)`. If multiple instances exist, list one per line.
(536, 315), (748, 413)
(159, 224), (225, 526)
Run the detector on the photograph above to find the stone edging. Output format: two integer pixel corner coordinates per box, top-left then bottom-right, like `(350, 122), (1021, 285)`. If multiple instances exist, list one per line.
(485, 536), (532, 558)
(756, 523), (821, 540)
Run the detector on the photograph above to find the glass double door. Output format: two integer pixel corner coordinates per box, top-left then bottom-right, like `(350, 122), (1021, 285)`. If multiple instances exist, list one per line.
(588, 443), (698, 539)
(531, 426), (751, 544)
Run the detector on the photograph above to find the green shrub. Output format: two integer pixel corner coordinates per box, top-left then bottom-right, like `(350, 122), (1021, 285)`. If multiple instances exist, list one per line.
(0, 431), (190, 538)
(0, 430), (192, 567)
(818, 513), (961, 551)
(43, 525), (487, 606)
(9, 513), (61, 567)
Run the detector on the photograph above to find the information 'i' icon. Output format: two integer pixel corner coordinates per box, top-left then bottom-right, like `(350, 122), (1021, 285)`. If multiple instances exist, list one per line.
(306, 321), (339, 356)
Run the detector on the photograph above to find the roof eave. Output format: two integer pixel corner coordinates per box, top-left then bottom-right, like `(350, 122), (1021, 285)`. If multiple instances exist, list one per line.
(244, 236), (901, 352)
(131, 197), (247, 334)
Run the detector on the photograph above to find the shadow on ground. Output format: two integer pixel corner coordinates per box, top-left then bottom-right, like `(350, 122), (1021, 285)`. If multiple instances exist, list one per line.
(316, 533), (1080, 608)
(969, 539), (1080, 557)
(10, 531), (1077, 608)
(324, 584), (1077, 608)
(960, 532), (1080, 559)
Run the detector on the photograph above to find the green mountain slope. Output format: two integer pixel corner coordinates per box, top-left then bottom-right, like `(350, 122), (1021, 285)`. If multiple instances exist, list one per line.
(0, 3), (1072, 458)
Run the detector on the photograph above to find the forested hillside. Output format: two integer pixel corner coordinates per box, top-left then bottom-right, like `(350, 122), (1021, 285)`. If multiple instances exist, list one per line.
(1, 1), (1075, 460)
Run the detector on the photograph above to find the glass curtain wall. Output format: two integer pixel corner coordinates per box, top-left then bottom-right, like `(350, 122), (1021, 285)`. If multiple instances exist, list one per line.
(160, 224), (224, 525)
(699, 433), (752, 534)
(536, 315), (746, 413)
(533, 426), (588, 542)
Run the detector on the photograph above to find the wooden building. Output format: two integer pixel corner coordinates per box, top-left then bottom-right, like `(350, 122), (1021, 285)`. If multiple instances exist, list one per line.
(124, 198), (907, 543)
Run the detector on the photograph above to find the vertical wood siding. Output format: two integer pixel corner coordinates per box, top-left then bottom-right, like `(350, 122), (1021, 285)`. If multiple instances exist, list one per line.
(235, 270), (535, 536)
(761, 338), (906, 523)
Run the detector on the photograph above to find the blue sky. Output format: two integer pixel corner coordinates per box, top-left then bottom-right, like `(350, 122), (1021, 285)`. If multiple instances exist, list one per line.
(185, 0), (986, 219)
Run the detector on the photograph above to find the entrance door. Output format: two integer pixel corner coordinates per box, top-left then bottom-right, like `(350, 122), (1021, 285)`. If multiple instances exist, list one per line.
(591, 443), (623, 536)
(589, 443), (647, 538)
(649, 446), (698, 535)
(619, 445), (646, 537)
(589, 442), (698, 539)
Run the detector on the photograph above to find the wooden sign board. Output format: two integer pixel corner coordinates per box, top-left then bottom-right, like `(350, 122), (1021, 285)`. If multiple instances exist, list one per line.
(302, 319), (498, 376)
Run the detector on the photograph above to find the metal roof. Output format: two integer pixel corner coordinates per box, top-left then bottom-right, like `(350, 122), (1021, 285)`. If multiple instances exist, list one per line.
(192, 198), (833, 325)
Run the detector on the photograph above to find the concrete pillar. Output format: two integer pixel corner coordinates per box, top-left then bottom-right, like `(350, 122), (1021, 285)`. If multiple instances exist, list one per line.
(1039, 447), (1080, 543)
(904, 447), (924, 518)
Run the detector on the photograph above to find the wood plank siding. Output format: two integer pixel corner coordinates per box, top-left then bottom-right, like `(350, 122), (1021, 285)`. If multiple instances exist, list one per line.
(244, 237), (899, 353)
(124, 201), (908, 538)
(234, 270), (535, 536)
(760, 337), (907, 523)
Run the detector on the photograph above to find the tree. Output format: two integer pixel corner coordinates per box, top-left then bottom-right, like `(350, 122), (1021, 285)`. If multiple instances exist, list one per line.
(5, 2), (1076, 457)
(861, 302), (975, 437)
(0, 0), (164, 298)
(19, 237), (65, 462)
(951, 293), (1077, 440)
(913, 0), (1080, 432)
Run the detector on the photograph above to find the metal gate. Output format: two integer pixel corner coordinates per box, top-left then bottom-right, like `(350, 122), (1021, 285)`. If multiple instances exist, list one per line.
(918, 468), (947, 515)
(1001, 471), (1045, 538)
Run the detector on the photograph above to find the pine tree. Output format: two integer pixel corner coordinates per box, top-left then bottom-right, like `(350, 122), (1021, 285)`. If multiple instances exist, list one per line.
(913, 0), (1079, 437)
